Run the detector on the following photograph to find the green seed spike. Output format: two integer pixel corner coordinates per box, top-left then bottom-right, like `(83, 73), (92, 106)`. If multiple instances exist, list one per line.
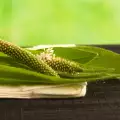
(37, 49), (83, 73)
(0, 40), (59, 77)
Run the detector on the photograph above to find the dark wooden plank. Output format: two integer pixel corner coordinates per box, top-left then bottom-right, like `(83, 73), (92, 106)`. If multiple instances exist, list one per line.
(21, 80), (120, 120)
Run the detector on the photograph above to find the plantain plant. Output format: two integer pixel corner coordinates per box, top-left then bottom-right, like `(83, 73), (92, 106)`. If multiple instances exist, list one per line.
(0, 39), (120, 86)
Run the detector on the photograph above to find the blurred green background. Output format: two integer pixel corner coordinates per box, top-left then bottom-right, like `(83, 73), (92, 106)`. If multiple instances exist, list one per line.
(0, 0), (120, 46)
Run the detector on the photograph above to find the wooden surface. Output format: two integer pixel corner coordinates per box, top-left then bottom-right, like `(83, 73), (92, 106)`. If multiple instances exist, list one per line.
(0, 45), (120, 120)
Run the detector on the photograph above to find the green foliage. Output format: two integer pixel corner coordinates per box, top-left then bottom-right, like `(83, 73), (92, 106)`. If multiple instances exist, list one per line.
(0, 44), (119, 86)
(77, 46), (120, 73)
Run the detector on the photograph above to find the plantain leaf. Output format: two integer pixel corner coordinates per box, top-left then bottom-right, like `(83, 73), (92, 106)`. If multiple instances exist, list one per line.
(26, 45), (98, 64)
(27, 45), (120, 74)
(0, 44), (119, 86)
(76, 46), (120, 74)
(26, 45), (120, 77)
(0, 64), (119, 86)
(0, 45), (97, 68)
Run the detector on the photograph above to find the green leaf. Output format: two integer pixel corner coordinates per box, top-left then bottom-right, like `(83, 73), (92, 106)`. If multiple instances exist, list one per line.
(0, 45), (97, 68)
(26, 45), (120, 78)
(76, 46), (120, 74)
(26, 46), (97, 64)
(27, 45), (120, 74)
(0, 45), (119, 86)
(53, 47), (97, 64)
(0, 56), (31, 70)
(0, 64), (119, 86)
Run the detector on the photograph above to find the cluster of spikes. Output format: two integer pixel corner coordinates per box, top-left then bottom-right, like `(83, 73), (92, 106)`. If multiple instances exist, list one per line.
(0, 40), (83, 78)
(36, 48), (83, 75)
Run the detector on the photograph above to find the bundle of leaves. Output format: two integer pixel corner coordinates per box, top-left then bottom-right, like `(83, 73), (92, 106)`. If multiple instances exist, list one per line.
(0, 40), (120, 86)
